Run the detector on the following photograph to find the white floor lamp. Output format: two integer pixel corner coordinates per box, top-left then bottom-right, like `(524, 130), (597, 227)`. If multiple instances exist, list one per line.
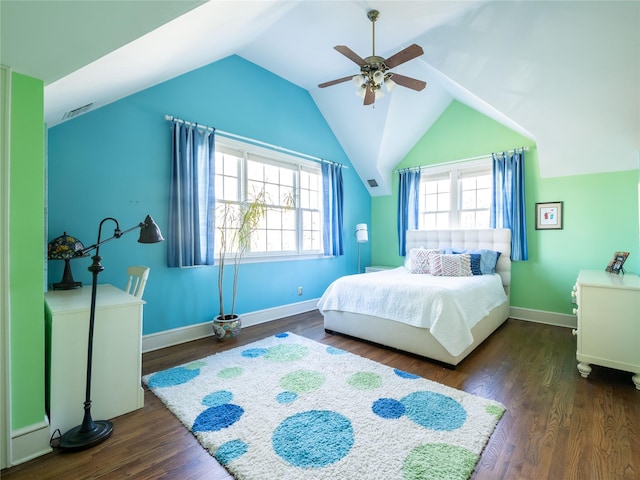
(356, 223), (368, 273)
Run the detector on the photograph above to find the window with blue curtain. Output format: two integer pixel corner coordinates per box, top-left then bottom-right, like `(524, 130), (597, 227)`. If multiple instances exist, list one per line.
(167, 122), (216, 267)
(491, 149), (528, 261)
(321, 162), (344, 256)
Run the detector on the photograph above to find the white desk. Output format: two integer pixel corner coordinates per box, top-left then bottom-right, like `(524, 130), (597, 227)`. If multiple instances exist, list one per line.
(45, 284), (145, 434)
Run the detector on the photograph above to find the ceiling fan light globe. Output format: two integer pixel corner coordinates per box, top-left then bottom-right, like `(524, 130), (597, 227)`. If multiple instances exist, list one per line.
(356, 86), (366, 98)
(375, 88), (384, 100)
(372, 70), (385, 85)
(385, 77), (397, 92)
(352, 74), (365, 86)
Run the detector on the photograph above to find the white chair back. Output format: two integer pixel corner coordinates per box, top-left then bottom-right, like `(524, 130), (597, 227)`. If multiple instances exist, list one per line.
(125, 266), (150, 299)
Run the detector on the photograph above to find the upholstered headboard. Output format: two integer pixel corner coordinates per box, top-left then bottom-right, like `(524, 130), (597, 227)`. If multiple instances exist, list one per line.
(405, 229), (511, 292)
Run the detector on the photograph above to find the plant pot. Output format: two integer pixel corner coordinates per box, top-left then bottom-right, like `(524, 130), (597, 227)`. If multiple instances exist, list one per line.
(213, 315), (241, 341)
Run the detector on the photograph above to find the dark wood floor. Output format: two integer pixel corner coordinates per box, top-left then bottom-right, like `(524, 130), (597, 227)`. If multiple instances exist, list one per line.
(3, 312), (639, 479)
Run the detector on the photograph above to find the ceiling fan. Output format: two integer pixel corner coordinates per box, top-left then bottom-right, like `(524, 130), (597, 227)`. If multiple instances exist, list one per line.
(318, 9), (427, 106)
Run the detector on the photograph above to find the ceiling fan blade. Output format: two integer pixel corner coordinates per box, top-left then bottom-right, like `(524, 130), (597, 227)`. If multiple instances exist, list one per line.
(334, 45), (366, 66)
(384, 44), (424, 69)
(318, 76), (354, 88)
(363, 86), (375, 105)
(389, 73), (427, 91)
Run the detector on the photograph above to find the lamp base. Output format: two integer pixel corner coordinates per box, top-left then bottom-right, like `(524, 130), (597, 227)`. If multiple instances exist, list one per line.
(58, 420), (113, 450)
(52, 280), (82, 290)
(52, 258), (83, 290)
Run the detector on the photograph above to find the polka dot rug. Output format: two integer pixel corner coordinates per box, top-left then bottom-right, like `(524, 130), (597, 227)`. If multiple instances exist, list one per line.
(143, 332), (505, 480)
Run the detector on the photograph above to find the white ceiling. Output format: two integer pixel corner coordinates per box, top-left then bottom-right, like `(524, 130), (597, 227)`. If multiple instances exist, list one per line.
(2, 0), (638, 195)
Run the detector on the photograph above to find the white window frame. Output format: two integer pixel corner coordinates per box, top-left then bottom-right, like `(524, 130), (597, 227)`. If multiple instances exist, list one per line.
(214, 136), (324, 263)
(418, 159), (492, 230)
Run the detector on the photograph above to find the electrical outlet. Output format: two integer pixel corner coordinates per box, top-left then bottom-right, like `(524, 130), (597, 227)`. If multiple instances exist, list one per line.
(297, 286), (303, 296)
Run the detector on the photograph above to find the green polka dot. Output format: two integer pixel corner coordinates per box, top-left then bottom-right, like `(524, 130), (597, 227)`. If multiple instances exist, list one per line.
(185, 361), (206, 370)
(280, 370), (325, 394)
(218, 367), (243, 379)
(347, 372), (382, 390)
(402, 443), (478, 480)
(485, 404), (504, 418)
(264, 344), (308, 362)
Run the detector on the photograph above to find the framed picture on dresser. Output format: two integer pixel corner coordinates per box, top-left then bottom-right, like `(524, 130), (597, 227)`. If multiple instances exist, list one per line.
(605, 251), (629, 274)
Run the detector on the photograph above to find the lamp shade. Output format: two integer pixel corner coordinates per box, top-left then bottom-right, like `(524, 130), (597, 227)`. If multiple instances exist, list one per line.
(48, 232), (86, 259)
(356, 223), (368, 243)
(138, 215), (164, 244)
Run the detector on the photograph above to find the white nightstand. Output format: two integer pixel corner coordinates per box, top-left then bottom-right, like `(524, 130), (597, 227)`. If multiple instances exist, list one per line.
(365, 266), (393, 273)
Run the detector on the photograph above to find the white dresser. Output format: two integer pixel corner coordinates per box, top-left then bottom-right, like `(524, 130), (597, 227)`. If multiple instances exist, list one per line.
(45, 284), (145, 434)
(571, 270), (640, 390)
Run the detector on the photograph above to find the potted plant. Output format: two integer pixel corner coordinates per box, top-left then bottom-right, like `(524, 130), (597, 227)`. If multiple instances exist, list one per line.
(213, 190), (267, 340)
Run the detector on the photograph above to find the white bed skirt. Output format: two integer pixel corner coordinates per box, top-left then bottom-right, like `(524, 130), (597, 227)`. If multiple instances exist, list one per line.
(323, 299), (509, 366)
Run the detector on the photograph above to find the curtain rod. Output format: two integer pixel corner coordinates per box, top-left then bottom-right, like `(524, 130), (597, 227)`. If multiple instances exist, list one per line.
(164, 115), (347, 169)
(395, 147), (531, 173)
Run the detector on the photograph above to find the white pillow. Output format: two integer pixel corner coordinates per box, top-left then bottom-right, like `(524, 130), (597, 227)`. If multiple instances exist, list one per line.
(408, 248), (441, 274)
(429, 253), (473, 277)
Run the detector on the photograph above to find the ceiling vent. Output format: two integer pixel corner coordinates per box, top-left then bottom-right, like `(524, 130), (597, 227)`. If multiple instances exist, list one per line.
(62, 103), (93, 121)
(367, 179), (378, 187)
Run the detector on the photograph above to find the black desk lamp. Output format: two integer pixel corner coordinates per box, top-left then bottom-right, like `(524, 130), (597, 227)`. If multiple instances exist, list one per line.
(58, 215), (163, 450)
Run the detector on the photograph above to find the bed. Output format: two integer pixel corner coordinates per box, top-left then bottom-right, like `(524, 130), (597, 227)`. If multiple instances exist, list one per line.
(319, 228), (511, 366)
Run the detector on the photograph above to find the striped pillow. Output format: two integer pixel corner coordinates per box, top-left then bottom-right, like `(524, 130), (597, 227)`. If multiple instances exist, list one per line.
(429, 253), (473, 277)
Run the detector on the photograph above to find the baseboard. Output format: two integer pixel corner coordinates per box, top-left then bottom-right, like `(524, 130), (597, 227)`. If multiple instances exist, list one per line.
(142, 299), (320, 353)
(142, 302), (574, 353)
(510, 306), (576, 328)
(11, 417), (52, 466)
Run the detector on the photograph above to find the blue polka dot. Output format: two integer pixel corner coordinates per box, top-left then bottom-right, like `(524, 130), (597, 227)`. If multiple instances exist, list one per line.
(147, 366), (200, 388)
(394, 369), (420, 379)
(326, 346), (347, 355)
(275, 333), (289, 338)
(402, 391), (467, 431)
(193, 404), (244, 432)
(241, 348), (268, 358)
(272, 410), (354, 468)
(202, 390), (233, 407)
(276, 391), (298, 404)
(215, 439), (248, 465)
(372, 398), (406, 419)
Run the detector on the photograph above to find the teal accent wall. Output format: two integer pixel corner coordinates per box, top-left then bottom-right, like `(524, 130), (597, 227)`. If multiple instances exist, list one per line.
(48, 55), (371, 335)
(9, 72), (46, 429)
(372, 101), (639, 316)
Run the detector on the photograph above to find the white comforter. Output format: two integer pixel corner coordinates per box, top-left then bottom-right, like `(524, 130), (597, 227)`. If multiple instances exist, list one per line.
(317, 267), (507, 356)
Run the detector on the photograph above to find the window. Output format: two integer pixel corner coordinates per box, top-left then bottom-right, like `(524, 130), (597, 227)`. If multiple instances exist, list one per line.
(418, 160), (491, 229)
(214, 137), (323, 259)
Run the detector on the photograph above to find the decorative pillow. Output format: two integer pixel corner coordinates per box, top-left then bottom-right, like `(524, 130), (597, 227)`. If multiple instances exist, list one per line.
(429, 253), (473, 277)
(408, 248), (441, 274)
(445, 248), (501, 274)
(468, 253), (483, 275)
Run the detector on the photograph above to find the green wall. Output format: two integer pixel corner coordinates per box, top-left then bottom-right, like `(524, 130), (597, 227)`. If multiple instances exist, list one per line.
(9, 72), (45, 429)
(372, 101), (639, 316)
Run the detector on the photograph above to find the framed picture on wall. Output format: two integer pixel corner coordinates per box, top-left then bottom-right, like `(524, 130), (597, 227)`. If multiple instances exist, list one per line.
(605, 251), (629, 274)
(535, 201), (563, 230)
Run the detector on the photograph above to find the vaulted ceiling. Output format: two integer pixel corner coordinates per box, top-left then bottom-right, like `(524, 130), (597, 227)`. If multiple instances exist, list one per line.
(2, 1), (638, 195)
